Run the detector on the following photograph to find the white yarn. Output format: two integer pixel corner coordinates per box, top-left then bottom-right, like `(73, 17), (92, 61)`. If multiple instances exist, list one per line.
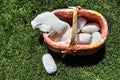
(38, 24), (52, 33)
(76, 33), (92, 44)
(31, 12), (70, 35)
(81, 23), (100, 33)
(31, 12), (102, 45)
(91, 32), (102, 43)
(42, 53), (57, 74)
(51, 28), (71, 44)
(77, 17), (87, 33)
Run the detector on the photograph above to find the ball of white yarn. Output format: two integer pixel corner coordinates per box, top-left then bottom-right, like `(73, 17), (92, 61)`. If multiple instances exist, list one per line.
(81, 23), (100, 33)
(76, 33), (92, 44)
(76, 17), (87, 33)
(42, 53), (57, 74)
(91, 32), (102, 43)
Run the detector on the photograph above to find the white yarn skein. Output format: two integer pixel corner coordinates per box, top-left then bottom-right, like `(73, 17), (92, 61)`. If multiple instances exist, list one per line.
(81, 23), (100, 33)
(42, 53), (57, 74)
(77, 17), (87, 33)
(92, 32), (102, 44)
(76, 33), (92, 44)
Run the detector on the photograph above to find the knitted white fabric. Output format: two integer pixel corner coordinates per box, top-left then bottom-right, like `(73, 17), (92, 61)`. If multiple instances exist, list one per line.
(31, 12), (70, 34)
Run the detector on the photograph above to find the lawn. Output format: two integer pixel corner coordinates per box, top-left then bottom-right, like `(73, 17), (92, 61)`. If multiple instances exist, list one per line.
(0, 0), (120, 80)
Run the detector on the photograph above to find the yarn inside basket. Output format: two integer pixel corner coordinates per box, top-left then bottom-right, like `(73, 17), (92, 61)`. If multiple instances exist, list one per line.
(43, 7), (108, 55)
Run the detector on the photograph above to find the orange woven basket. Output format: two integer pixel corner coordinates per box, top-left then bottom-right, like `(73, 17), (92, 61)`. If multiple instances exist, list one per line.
(43, 6), (108, 56)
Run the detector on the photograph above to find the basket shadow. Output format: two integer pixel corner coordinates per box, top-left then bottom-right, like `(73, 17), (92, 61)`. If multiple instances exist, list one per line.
(38, 36), (106, 67)
(48, 44), (106, 67)
(38, 36), (44, 45)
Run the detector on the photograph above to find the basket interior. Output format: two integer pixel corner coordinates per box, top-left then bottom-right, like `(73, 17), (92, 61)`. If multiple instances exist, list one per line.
(43, 9), (108, 51)
(52, 9), (100, 41)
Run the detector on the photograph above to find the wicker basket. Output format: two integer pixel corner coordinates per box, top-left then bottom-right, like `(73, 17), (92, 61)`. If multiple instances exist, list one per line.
(43, 6), (108, 56)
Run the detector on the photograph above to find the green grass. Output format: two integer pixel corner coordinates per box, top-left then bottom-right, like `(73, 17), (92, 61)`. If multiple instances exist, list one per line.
(0, 0), (120, 80)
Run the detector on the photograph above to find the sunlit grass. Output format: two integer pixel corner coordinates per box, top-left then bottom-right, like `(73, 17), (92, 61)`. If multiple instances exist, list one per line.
(0, 0), (120, 80)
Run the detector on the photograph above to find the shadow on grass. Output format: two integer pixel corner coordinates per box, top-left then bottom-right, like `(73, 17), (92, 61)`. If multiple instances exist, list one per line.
(38, 36), (44, 45)
(48, 44), (106, 67)
(38, 36), (106, 67)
